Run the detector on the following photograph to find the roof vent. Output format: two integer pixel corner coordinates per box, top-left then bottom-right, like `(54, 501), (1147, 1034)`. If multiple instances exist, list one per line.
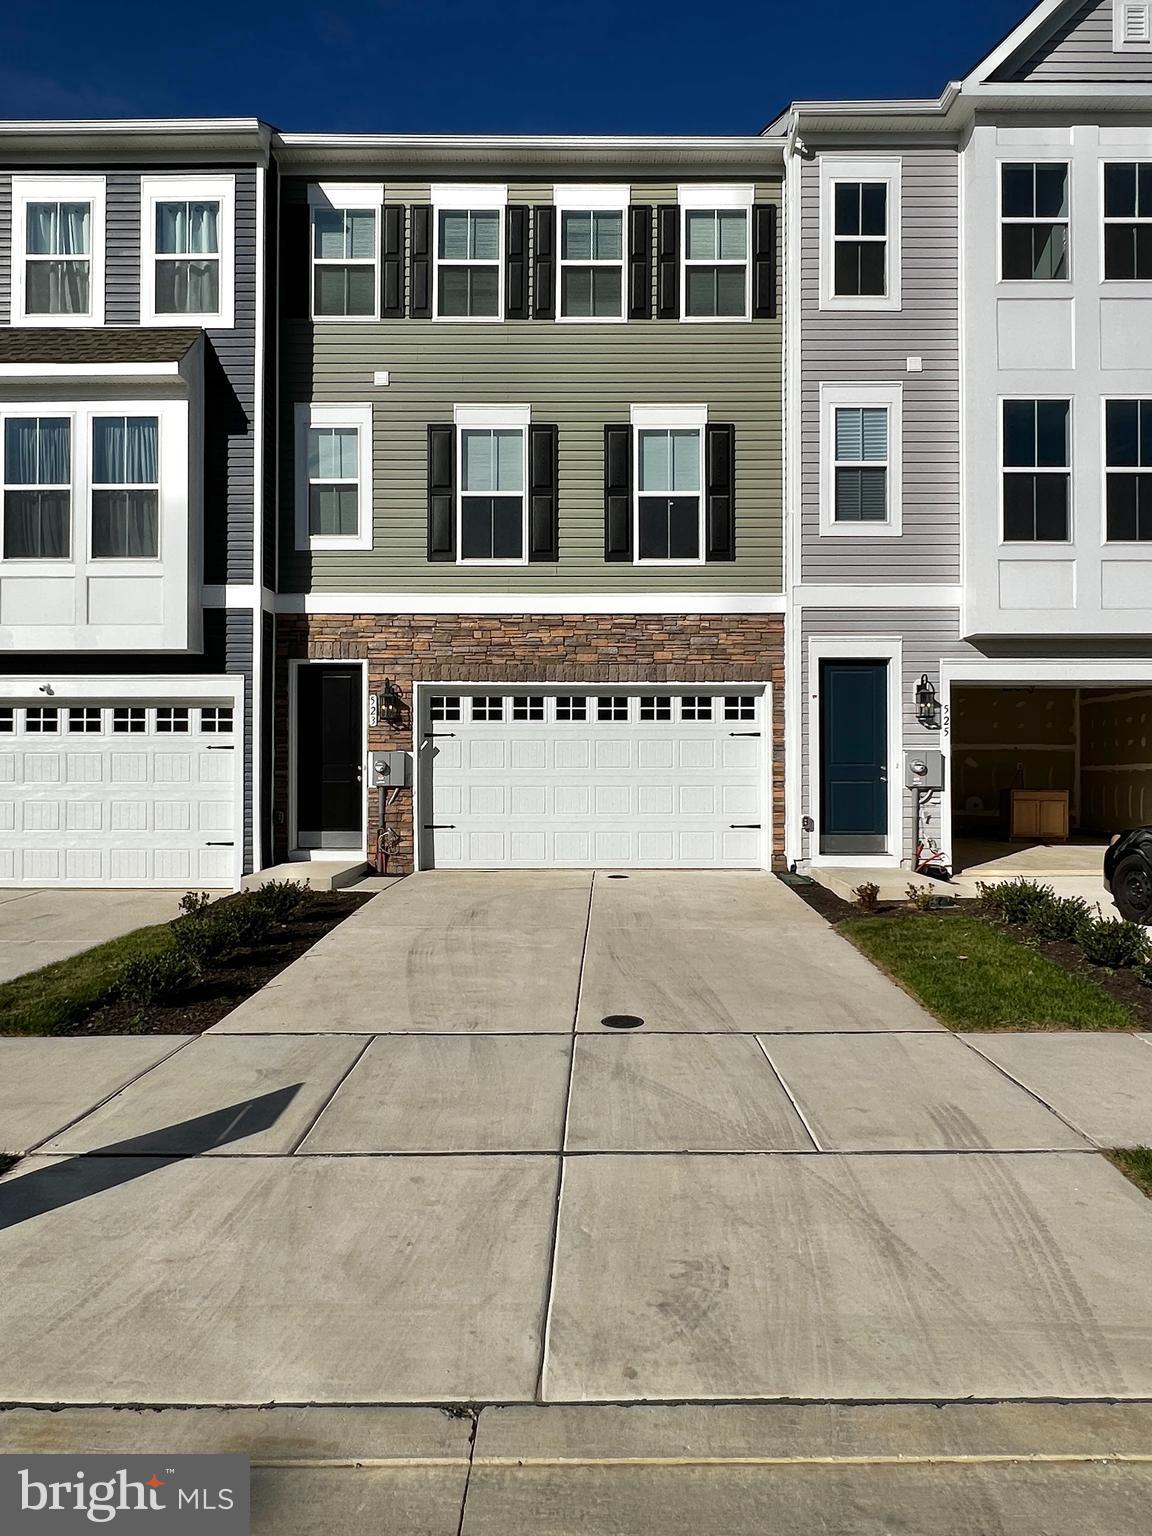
(1115, 2), (1152, 49)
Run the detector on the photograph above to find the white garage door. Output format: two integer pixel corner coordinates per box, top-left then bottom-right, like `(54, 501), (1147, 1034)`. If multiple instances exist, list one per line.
(420, 688), (766, 869)
(0, 701), (239, 887)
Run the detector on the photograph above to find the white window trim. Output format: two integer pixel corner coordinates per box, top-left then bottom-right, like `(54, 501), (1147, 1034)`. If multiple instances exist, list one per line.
(630, 404), (709, 567)
(294, 402), (373, 553)
(678, 185), (754, 324)
(140, 174), (235, 329)
(0, 398), (187, 574)
(1100, 159), (1152, 284)
(1115, 1), (1152, 50)
(819, 157), (902, 313)
(453, 403), (530, 566)
(432, 184), (507, 323)
(819, 383), (903, 538)
(999, 395), (1074, 547)
(997, 159), (1071, 285)
(10, 175), (106, 327)
(307, 182), (383, 323)
(1101, 394), (1152, 547)
(556, 185), (629, 325)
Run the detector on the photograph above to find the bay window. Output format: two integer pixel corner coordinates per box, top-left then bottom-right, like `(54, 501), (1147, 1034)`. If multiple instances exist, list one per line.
(91, 417), (160, 559)
(2, 416), (71, 560)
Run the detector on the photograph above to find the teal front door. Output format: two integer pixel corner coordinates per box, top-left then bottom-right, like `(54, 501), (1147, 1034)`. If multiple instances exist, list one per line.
(820, 660), (889, 855)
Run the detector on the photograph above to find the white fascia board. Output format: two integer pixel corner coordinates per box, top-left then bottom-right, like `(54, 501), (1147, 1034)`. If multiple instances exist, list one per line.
(308, 181), (384, 207)
(431, 182), (508, 208)
(941, 658), (1152, 687)
(553, 183), (631, 210)
(0, 673), (244, 703)
(630, 403), (708, 428)
(0, 362), (184, 378)
(678, 183), (755, 208)
(276, 592), (785, 615)
(796, 585), (962, 608)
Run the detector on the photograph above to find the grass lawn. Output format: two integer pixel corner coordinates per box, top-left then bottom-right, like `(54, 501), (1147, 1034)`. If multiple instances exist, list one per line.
(1106, 1147), (1152, 1198)
(0, 923), (174, 1037)
(840, 914), (1132, 1031)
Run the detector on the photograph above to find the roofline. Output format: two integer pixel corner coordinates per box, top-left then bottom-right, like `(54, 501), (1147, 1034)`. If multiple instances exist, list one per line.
(0, 116), (267, 136)
(275, 132), (776, 149)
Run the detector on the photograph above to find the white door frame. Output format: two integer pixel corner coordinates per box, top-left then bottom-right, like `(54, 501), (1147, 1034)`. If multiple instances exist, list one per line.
(0, 672), (246, 889)
(939, 657), (1152, 874)
(411, 679), (773, 872)
(287, 657), (368, 860)
(807, 636), (904, 868)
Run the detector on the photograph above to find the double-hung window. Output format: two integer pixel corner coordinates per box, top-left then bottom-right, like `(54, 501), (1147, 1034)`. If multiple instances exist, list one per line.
(309, 184), (382, 319)
(141, 175), (234, 327)
(1103, 164), (1152, 280)
(821, 159), (900, 309)
(12, 176), (105, 325)
(680, 186), (753, 320)
(820, 385), (901, 536)
(455, 406), (527, 562)
(91, 417), (160, 559)
(556, 186), (628, 321)
(1000, 163), (1069, 280)
(1002, 399), (1071, 542)
(433, 186), (505, 319)
(1105, 400), (1152, 541)
(295, 403), (373, 551)
(632, 407), (705, 563)
(2, 416), (71, 560)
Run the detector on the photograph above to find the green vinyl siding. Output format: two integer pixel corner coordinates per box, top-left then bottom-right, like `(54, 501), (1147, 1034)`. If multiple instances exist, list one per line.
(280, 175), (781, 594)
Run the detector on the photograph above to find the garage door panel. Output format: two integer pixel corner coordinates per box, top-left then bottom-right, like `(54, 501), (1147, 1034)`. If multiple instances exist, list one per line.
(424, 690), (766, 871)
(0, 701), (237, 887)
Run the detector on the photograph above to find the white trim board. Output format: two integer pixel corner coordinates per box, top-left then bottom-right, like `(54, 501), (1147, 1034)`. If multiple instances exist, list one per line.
(275, 592), (786, 615)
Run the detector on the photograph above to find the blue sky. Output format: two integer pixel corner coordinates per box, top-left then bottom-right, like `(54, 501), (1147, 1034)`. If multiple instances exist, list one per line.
(2, 0), (1032, 132)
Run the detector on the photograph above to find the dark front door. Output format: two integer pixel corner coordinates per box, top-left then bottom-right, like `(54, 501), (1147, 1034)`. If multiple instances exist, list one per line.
(296, 665), (362, 848)
(820, 660), (889, 855)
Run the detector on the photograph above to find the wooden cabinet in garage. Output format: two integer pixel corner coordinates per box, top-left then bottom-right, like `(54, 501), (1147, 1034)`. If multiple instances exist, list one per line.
(1008, 789), (1070, 842)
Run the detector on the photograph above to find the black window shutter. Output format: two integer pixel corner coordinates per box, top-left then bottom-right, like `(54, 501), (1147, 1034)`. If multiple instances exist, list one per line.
(382, 204), (405, 319)
(657, 205), (680, 319)
(533, 206), (556, 319)
(528, 424), (559, 561)
(281, 201), (312, 319)
(705, 424), (736, 561)
(752, 203), (777, 320)
(628, 204), (652, 320)
(410, 205), (432, 318)
(427, 424), (456, 561)
(506, 206), (529, 319)
(604, 424), (633, 561)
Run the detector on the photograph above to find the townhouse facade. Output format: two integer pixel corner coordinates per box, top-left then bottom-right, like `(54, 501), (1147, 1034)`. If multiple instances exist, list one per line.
(1, 0), (1150, 890)
(778, 0), (1152, 878)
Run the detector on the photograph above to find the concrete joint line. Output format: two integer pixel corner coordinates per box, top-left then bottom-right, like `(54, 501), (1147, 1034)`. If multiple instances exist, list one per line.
(24, 1034), (199, 1156)
(753, 1036), (822, 1151)
(247, 1453), (1152, 1471)
(956, 1035), (1099, 1147)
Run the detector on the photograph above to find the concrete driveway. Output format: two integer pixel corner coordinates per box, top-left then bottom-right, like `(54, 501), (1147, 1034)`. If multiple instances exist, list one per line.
(3, 869), (1152, 1417)
(0, 888), (185, 983)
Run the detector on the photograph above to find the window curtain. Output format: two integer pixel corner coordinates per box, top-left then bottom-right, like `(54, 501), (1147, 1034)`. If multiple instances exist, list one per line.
(91, 418), (158, 558)
(5, 418), (71, 485)
(93, 417), (158, 485)
(155, 201), (219, 313)
(156, 201), (218, 255)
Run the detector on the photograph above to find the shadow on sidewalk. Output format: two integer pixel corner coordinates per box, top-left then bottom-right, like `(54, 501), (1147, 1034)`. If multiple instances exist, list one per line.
(0, 1084), (302, 1233)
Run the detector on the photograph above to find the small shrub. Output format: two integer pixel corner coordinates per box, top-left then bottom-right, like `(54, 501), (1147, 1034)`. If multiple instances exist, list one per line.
(1030, 895), (1094, 945)
(178, 890), (214, 919)
(853, 881), (880, 913)
(117, 950), (196, 1009)
(248, 879), (310, 922)
(1134, 962), (1152, 990)
(1080, 916), (1150, 971)
(980, 878), (1057, 925)
(209, 897), (275, 955)
(170, 913), (230, 967)
(906, 883), (936, 912)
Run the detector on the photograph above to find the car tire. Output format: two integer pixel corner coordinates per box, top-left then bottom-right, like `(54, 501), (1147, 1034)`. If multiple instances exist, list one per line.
(1112, 854), (1152, 923)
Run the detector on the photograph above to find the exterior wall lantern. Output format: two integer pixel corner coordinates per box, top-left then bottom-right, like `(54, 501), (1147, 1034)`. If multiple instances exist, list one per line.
(915, 673), (940, 729)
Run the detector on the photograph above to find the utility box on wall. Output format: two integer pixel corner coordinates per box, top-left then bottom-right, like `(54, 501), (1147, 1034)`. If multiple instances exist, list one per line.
(906, 750), (945, 790)
(369, 750), (412, 788)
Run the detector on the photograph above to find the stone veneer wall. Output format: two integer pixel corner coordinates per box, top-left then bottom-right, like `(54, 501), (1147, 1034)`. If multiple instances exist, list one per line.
(274, 613), (786, 873)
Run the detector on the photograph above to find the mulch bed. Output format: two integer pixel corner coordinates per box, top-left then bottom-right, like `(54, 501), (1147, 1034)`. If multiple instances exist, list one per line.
(777, 870), (1152, 1030)
(61, 892), (372, 1038)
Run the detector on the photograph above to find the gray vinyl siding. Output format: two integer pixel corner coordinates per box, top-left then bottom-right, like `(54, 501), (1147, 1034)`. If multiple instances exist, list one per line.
(105, 173), (141, 325)
(799, 144), (960, 586)
(279, 174), (782, 595)
(994, 0), (1152, 82)
(799, 607), (967, 861)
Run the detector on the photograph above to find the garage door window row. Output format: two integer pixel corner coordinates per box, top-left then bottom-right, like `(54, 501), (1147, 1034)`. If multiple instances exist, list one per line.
(0, 705), (233, 735)
(428, 694), (758, 724)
